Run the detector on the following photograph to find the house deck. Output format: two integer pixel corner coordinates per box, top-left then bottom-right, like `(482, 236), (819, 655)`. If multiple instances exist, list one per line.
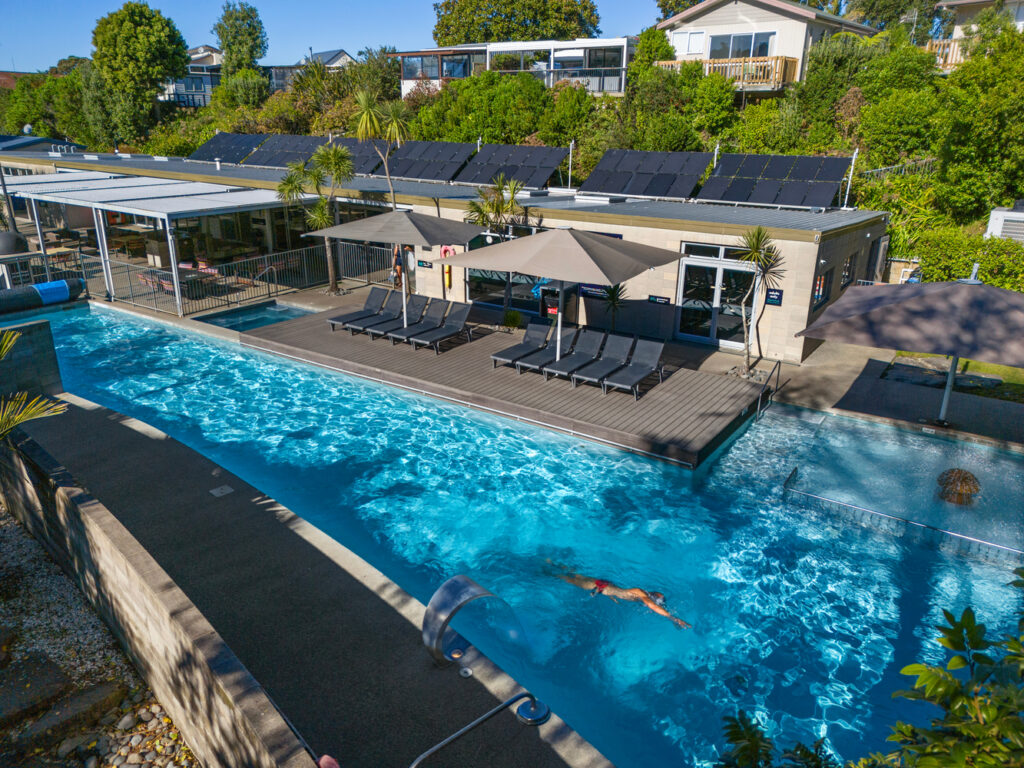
(242, 301), (764, 467)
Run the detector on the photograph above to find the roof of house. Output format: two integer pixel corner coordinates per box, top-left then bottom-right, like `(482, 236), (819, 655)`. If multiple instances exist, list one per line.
(300, 49), (354, 67)
(0, 150), (887, 237)
(934, 0), (995, 7)
(658, 0), (878, 34)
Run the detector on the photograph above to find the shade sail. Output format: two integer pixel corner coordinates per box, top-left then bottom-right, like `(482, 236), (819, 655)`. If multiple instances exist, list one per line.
(304, 210), (486, 246)
(796, 281), (1024, 368)
(434, 228), (682, 286)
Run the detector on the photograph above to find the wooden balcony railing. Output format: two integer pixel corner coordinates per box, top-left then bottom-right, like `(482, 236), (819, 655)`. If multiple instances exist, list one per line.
(925, 38), (966, 70)
(657, 56), (798, 89)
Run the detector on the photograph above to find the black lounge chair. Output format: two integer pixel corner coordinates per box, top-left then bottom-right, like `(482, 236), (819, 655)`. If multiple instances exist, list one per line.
(601, 339), (666, 400)
(571, 334), (635, 389)
(326, 286), (387, 331)
(408, 302), (473, 354)
(540, 329), (606, 382)
(343, 290), (405, 334)
(490, 319), (551, 369)
(365, 295), (429, 339)
(387, 299), (450, 344)
(514, 328), (578, 375)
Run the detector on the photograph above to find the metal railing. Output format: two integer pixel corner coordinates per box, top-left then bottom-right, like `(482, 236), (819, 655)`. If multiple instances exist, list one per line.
(657, 56), (798, 89)
(756, 359), (783, 419)
(925, 38), (966, 70)
(859, 157), (935, 180)
(1, 251), (87, 289)
(337, 241), (415, 291)
(534, 66), (626, 93)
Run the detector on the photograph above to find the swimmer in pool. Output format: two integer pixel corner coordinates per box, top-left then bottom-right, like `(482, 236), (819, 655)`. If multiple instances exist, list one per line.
(556, 568), (691, 629)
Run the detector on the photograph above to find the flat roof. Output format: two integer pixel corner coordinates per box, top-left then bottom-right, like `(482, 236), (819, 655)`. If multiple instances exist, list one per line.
(1, 151), (887, 236)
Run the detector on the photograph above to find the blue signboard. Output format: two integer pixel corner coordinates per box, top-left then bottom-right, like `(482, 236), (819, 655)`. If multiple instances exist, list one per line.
(648, 295), (670, 305)
(580, 283), (606, 298)
(417, 260), (433, 269)
(765, 288), (783, 306)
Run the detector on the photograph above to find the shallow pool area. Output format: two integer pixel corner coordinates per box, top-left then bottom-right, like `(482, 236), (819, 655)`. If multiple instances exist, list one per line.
(18, 305), (1024, 766)
(197, 301), (312, 332)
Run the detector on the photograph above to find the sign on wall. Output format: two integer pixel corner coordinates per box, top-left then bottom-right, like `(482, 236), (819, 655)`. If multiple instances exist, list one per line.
(647, 295), (670, 305)
(765, 288), (783, 306)
(417, 260), (433, 269)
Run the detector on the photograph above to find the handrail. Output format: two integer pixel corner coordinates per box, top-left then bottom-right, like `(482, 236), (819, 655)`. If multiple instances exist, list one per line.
(407, 692), (550, 768)
(756, 359), (782, 419)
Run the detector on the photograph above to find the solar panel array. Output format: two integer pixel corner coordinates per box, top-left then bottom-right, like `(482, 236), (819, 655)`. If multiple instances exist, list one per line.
(189, 133), (267, 164)
(454, 144), (569, 189)
(242, 135), (329, 168)
(579, 149), (714, 198)
(371, 140), (476, 182)
(331, 137), (384, 175)
(696, 154), (852, 208)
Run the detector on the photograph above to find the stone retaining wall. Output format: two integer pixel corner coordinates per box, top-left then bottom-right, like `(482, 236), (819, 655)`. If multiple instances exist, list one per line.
(0, 434), (317, 768)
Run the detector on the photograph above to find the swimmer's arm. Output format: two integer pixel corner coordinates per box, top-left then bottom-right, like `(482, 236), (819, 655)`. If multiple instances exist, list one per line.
(640, 596), (692, 629)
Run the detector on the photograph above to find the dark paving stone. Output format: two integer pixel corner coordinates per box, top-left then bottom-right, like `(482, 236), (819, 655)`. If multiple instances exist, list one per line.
(0, 652), (72, 729)
(16, 681), (127, 747)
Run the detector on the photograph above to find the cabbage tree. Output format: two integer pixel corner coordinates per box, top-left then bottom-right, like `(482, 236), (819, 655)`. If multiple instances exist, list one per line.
(736, 226), (785, 376)
(353, 90), (410, 211)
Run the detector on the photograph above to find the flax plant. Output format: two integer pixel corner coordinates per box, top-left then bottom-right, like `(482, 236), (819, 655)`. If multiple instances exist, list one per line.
(276, 142), (354, 294)
(0, 331), (67, 444)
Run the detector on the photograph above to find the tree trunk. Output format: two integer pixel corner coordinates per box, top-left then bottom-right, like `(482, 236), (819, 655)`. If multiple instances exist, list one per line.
(324, 236), (338, 293)
(378, 147), (397, 211)
(740, 280), (755, 375)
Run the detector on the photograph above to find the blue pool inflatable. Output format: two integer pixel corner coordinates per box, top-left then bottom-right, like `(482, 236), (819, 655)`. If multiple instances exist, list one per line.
(0, 279), (85, 314)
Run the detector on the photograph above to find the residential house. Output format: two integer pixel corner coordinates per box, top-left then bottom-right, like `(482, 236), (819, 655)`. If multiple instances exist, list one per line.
(656, 0), (876, 90)
(392, 37), (636, 98)
(928, 0), (1024, 70)
(266, 49), (356, 93)
(161, 45), (224, 108)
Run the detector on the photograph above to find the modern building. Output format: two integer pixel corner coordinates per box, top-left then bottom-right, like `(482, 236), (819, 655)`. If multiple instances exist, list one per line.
(0, 136), (84, 153)
(656, 0), (876, 90)
(392, 37), (636, 98)
(0, 139), (887, 363)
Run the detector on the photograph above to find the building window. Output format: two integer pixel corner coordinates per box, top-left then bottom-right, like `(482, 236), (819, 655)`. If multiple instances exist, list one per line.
(588, 48), (623, 69)
(441, 54), (469, 78)
(671, 31), (706, 57)
(708, 32), (775, 59)
(402, 56), (439, 79)
(841, 253), (857, 286)
(813, 269), (834, 307)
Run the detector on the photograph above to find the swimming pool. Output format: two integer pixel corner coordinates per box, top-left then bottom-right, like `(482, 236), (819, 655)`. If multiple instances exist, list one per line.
(21, 305), (1024, 766)
(198, 301), (312, 332)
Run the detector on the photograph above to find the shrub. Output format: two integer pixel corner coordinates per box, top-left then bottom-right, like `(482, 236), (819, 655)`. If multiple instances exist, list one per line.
(913, 227), (1024, 291)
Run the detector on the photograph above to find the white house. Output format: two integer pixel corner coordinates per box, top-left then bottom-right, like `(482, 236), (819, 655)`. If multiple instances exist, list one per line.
(928, 0), (1024, 69)
(656, 0), (876, 90)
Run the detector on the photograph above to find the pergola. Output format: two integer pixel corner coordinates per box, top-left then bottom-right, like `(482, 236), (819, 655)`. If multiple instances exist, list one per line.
(4, 171), (313, 316)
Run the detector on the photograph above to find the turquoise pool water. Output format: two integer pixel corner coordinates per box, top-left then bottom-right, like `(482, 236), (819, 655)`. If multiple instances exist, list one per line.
(198, 302), (312, 332)
(20, 305), (1024, 766)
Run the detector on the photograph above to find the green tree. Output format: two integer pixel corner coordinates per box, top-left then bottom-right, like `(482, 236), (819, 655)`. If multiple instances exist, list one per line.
(48, 56), (90, 76)
(853, 30), (938, 103)
(797, 33), (881, 128)
(1, 75), (50, 137)
(732, 98), (801, 154)
(466, 174), (535, 310)
(353, 91), (411, 210)
(692, 73), (737, 138)
(537, 82), (594, 148)
(432, 0), (600, 46)
(340, 46), (401, 102)
(276, 142), (355, 294)
(629, 27), (676, 81)
(80, 61), (118, 150)
(735, 226), (784, 374)
(853, 174), (949, 261)
(91, 2), (188, 143)
(656, 0), (700, 21)
(212, 68), (269, 109)
(212, 1), (268, 77)
(636, 108), (701, 151)
(0, 331), (67, 444)
(847, 0), (943, 46)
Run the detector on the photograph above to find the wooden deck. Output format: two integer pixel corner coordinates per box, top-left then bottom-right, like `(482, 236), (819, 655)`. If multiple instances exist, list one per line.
(242, 303), (764, 467)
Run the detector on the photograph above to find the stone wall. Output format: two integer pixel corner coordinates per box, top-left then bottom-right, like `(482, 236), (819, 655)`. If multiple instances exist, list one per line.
(0, 434), (317, 768)
(0, 319), (63, 397)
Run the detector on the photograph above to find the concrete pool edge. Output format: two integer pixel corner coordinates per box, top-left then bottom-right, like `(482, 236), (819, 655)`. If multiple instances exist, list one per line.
(2, 419), (315, 768)
(10, 392), (614, 768)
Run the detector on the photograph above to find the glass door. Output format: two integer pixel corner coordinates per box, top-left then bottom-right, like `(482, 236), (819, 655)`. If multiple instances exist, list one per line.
(676, 260), (756, 349)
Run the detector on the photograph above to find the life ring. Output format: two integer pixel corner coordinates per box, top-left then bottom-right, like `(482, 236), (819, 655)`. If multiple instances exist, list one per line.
(440, 245), (456, 259)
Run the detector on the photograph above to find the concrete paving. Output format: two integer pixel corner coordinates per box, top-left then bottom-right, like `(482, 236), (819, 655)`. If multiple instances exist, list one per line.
(24, 398), (609, 768)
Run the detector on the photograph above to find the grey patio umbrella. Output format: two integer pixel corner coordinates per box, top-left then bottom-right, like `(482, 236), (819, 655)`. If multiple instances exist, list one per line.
(436, 228), (683, 360)
(796, 279), (1024, 422)
(305, 210), (486, 327)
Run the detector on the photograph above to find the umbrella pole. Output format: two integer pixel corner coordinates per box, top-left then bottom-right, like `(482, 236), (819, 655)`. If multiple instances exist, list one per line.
(555, 281), (564, 361)
(938, 355), (959, 423)
(400, 244), (409, 328)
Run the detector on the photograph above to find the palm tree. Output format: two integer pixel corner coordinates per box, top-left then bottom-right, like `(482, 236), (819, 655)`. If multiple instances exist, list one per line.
(352, 90), (410, 211)
(601, 283), (627, 331)
(466, 174), (537, 310)
(736, 226), (785, 376)
(0, 331), (66, 443)
(276, 142), (354, 294)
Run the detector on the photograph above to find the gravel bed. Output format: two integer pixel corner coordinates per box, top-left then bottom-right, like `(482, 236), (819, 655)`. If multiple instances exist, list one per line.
(0, 500), (201, 767)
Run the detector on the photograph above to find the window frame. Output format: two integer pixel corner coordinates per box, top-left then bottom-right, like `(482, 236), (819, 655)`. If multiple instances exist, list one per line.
(813, 269), (834, 307)
(841, 253), (857, 287)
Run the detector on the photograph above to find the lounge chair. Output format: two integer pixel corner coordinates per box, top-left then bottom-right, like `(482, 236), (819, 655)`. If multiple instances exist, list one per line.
(601, 339), (666, 400)
(364, 295), (429, 339)
(540, 329), (606, 382)
(514, 328), (579, 375)
(387, 300), (450, 344)
(490, 319), (551, 369)
(343, 291), (405, 334)
(408, 302), (473, 354)
(326, 287), (388, 331)
(570, 334), (635, 389)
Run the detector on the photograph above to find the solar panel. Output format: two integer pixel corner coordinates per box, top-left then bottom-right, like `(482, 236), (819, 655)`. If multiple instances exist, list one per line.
(817, 156), (852, 182)
(453, 143), (568, 188)
(645, 173), (675, 198)
(748, 179), (783, 204)
(721, 177), (756, 202)
(696, 176), (732, 200)
(189, 133), (267, 164)
(737, 154), (770, 179)
(789, 156), (824, 182)
(578, 149), (712, 198)
(715, 154), (744, 177)
(667, 174), (702, 198)
(803, 181), (841, 208)
(625, 173), (655, 195)
(762, 156), (795, 180)
(775, 181), (809, 206)
(243, 134), (329, 167)
(372, 140), (475, 182)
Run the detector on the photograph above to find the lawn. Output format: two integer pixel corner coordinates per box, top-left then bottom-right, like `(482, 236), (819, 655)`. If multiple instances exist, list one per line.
(894, 351), (1024, 404)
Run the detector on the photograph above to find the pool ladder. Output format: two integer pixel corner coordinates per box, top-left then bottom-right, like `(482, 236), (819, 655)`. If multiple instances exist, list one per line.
(756, 359), (783, 419)
(411, 575), (551, 767)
